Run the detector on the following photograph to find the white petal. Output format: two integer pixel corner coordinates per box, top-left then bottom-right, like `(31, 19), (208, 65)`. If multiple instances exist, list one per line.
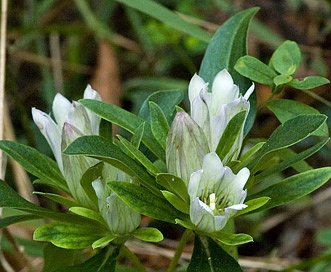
(244, 82), (255, 100)
(83, 85), (102, 134)
(190, 197), (215, 233)
(200, 152), (225, 186)
(32, 108), (63, 172)
(52, 93), (71, 130)
(210, 69), (237, 115)
(213, 213), (229, 232)
(84, 84), (102, 101)
(188, 170), (203, 199)
(226, 203), (247, 211)
(66, 102), (93, 135)
(188, 73), (208, 104)
(191, 94), (209, 130)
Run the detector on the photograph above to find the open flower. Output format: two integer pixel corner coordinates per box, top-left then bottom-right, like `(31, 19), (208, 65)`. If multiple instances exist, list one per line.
(188, 69), (254, 163)
(188, 152), (249, 233)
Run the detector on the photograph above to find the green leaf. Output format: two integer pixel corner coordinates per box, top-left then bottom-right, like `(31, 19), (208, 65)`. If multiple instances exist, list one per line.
(216, 111), (246, 162)
(64, 135), (159, 195)
(132, 227), (163, 242)
(92, 235), (117, 249)
(188, 235), (243, 272)
(69, 207), (106, 225)
(161, 190), (190, 214)
(234, 141), (265, 172)
(80, 162), (104, 205)
(235, 197), (270, 216)
(267, 99), (329, 136)
(115, 0), (211, 42)
(235, 55), (277, 85)
(248, 167), (331, 211)
(0, 140), (68, 193)
(117, 135), (161, 176)
(131, 122), (145, 148)
(255, 139), (329, 182)
(0, 214), (39, 229)
(54, 245), (120, 272)
(108, 180), (188, 223)
(0, 180), (90, 224)
(33, 192), (79, 208)
(273, 74), (292, 86)
(156, 173), (189, 203)
(138, 89), (184, 123)
(211, 231), (253, 246)
(34, 221), (107, 249)
(249, 114), (327, 172)
(270, 40), (301, 75)
(149, 101), (169, 150)
(288, 76), (330, 90)
(79, 99), (165, 161)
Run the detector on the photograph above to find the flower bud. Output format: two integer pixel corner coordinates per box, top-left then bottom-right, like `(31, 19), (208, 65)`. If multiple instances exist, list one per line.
(166, 111), (209, 185)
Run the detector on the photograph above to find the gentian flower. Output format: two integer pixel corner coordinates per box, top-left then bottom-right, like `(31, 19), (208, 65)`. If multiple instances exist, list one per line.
(188, 152), (249, 233)
(166, 111), (209, 185)
(188, 69), (254, 163)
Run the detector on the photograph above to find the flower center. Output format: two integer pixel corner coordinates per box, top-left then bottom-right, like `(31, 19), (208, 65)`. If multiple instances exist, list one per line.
(203, 192), (231, 216)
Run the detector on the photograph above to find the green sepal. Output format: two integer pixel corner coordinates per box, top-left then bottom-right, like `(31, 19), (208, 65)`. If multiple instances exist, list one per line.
(161, 190), (190, 214)
(210, 231), (253, 246)
(108, 180), (188, 223)
(132, 227), (163, 242)
(149, 101), (169, 150)
(33, 222), (108, 249)
(156, 173), (189, 202)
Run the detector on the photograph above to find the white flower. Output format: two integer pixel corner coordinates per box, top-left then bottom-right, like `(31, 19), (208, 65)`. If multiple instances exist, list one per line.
(188, 69), (254, 162)
(188, 152), (249, 233)
(32, 85), (101, 208)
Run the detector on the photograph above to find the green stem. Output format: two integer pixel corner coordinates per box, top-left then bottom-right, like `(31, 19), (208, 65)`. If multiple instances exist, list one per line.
(121, 245), (146, 272)
(167, 229), (193, 272)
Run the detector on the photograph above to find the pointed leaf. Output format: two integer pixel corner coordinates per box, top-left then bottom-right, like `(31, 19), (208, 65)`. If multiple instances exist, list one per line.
(188, 235), (243, 272)
(161, 190), (190, 214)
(132, 227), (163, 242)
(138, 89), (184, 123)
(0, 214), (39, 229)
(211, 231), (253, 246)
(64, 135), (159, 195)
(250, 114), (327, 171)
(235, 55), (277, 85)
(108, 180), (188, 223)
(235, 197), (270, 216)
(69, 207), (106, 225)
(268, 99), (329, 136)
(117, 135), (160, 176)
(216, 111), (246, 161)
(92, 235), (117, 249)
(248, 167), (331, 211)
(273, 74), (292, 86)
(149, 101), (169, 150)
(34, 192), (79, 208)
(131, 122), (145, 148)
(79, 99), (165, 160)
(156, 173), (189, 202)
(116, 0), (211, 42)
(0, 140), (67, 192)
(34, 222), (108, 249)
(255, 138), (329, 182)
